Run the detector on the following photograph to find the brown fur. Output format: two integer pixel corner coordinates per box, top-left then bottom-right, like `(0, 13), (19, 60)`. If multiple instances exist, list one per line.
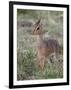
(33, 19), (59, 70)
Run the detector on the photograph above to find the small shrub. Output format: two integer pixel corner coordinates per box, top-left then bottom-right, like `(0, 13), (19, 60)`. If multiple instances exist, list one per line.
(17, 48), (36, 80)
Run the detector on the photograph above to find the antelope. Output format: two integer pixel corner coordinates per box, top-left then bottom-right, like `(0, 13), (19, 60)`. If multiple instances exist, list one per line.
(32, 18), (60, 71)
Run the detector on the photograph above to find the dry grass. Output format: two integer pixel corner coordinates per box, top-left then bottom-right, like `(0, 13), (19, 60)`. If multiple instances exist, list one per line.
(17, 9), (63, 80)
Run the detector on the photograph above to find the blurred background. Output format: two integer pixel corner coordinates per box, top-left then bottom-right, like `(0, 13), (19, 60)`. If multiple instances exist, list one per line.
(17, 9), (63, 80)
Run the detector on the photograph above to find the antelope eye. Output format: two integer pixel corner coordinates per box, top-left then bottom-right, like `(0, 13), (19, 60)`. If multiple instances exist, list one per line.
(37, 27), (39, 30)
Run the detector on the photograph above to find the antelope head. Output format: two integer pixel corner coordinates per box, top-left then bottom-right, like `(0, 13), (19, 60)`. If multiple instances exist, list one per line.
(32, 18), (45, 35)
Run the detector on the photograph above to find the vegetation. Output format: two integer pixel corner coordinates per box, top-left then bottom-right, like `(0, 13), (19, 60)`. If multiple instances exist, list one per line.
(17, 9), (63, 80)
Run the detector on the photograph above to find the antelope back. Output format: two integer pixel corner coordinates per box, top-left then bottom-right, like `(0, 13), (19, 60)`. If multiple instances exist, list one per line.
(37, 39), (59, 57)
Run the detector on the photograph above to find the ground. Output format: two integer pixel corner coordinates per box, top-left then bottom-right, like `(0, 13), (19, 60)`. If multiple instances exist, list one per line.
(17, 9), (63, 80)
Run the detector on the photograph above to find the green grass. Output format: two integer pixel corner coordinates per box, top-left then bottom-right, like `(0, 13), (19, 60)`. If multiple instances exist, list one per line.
(17, 48), (63, 80)
(17, 9), (63, 80)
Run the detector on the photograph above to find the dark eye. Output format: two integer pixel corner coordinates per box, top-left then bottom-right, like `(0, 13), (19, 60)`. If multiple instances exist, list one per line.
(37, 27), (39, 30)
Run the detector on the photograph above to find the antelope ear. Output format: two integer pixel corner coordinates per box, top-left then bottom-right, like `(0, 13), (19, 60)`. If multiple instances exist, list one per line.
(35, 18), (41, 25)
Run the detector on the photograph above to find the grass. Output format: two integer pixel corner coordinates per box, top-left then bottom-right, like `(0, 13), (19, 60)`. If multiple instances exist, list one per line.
(17, 48), (63, 80)
(17, 9), (63, 80)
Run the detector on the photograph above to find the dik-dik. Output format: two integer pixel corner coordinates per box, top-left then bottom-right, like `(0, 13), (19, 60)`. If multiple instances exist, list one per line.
(32, 18), (60, 70)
